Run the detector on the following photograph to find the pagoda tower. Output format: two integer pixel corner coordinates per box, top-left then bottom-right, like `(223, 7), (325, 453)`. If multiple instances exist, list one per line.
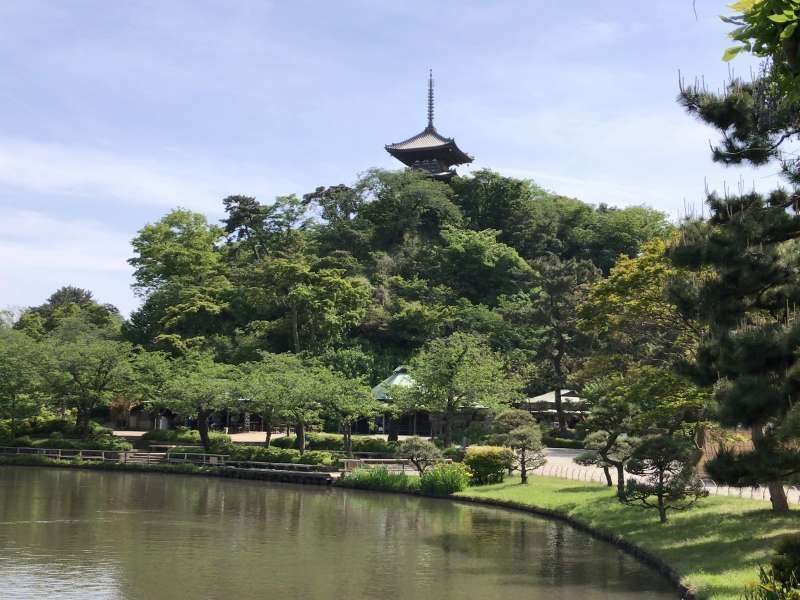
(385, 70), (473, 179)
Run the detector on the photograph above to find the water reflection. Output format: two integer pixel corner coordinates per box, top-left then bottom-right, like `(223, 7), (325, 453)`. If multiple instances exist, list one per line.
(0, 467), (676, 599)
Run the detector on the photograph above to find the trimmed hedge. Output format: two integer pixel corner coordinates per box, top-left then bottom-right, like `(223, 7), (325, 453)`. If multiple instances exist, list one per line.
(543, 436), (585, 449)
(169, 444), (336, 466)
(141, 428), (231, 446)
(464, 446), (515, 485)
(273, 433), (397, 454)
(8, 431), (132, 452)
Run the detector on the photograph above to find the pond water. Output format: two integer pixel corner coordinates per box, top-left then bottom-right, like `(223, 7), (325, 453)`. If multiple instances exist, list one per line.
(0, 467), (676, 599)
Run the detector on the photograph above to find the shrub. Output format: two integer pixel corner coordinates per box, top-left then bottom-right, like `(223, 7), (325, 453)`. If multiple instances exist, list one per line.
(338, 467), (419, 493)
(744, 566), (800, 600)
(419, 462), (471, 496)
(772, 537), (800, 588)
(542, 436), (585, 449)
(29, 437), (132, 451)
(271, 436), (295, 449)
(624, 436), (707, 524)
(272, 434), (397, 454)
(297, 450), (336, 466)
(141, 428), (232, 446)
(398, 437), (442, 474)
(463, 446), (515, 485)
(442, 446), (465, 462)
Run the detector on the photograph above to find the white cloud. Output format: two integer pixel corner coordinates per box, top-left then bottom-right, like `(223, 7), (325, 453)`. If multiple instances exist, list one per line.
(0, 209), (137, 314)
(0, 136), (303, 214)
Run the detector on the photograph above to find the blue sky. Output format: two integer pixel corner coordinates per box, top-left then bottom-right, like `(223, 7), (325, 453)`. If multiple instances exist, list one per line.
(0, 1), (782, 316)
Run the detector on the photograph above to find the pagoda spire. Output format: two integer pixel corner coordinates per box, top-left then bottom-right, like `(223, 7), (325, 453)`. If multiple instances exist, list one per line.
(385, 70), (473, 179)
(427, 69), (434, 129)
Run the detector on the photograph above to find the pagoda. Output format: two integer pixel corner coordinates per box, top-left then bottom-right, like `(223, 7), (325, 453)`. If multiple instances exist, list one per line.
(385, 71), (473, 179)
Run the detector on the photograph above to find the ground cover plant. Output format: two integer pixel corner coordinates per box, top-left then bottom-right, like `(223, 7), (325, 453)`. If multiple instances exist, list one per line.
(338, 466), (419, 493)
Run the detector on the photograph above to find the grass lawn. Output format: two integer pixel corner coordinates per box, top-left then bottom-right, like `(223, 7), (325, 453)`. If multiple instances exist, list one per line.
(456, 474), (800, 600)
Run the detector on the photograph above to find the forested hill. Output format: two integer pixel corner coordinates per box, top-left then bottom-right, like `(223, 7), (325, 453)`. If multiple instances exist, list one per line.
(17, 168), (669, 391)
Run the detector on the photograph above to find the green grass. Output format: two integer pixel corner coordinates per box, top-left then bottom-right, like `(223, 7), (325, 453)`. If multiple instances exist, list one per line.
(457, 475), (800, 600)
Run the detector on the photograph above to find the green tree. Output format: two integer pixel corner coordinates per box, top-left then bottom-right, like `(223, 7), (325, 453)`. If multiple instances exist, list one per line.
(577, 239), (703, 370)
(490, 409), (547, 484)
(15, 286), (120, 338)
(244, 256), (370, 353)
(499, 255), (597, 433)
(319, 369), (377, 455)
(0, 329), (45, 436)
(433, 226), (532, 305)
(41, 329), (133, 438)
(669, 189), (800, 513)
(128, 209), (230, 352)
(166, 352), (236, 451)
(402, 332), (521, 447)
(624, 435), (708, 524)
(397, 437), (443, 475)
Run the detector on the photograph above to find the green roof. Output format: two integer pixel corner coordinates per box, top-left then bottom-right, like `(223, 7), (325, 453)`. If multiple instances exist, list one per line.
(371, 365), (415, 401)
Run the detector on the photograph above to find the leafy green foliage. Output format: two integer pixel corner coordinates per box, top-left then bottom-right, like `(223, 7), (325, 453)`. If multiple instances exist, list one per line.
(463, 445), (515, 485)
(338, 466), (419, 492)
(397, 436), (442, 474)
(419, 462), (471, 496)
(624, 435), (708, 524)
(490, 410), (546, 484)
(398, 332), (522, 446)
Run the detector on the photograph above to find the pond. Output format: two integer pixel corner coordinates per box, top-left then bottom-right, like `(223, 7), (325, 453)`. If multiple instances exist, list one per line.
(0, 467), (676, 599)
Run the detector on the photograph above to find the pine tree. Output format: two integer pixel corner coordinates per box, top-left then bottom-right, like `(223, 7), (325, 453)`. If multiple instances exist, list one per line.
(669, 189), (800, 512)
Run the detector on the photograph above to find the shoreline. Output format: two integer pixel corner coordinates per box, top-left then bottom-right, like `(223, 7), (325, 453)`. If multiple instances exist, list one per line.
(0, 455), (691, 599)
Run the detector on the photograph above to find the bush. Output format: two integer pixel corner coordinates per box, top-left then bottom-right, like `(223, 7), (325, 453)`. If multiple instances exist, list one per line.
(30, 437), (132, 451)
(169, 444), (335, 466)
(772, 537), (800, 588)
(398, 437), (442, 474)
(419, 462), (471, 496)
(272, 434), (397, 454)
(542, 436), (585, 449)
(297, 450), (336, 466)
(442, 446), (465, 462)
(338, 467), (419, 492)
(141, 428), (232, 447)
(464, 446), (515, 485)
(744, 566), (800, 599)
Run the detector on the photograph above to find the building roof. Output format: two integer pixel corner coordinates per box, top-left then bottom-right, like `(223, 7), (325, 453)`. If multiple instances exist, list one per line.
(385, 71), (473, 173)
(371, 365), (415, 401)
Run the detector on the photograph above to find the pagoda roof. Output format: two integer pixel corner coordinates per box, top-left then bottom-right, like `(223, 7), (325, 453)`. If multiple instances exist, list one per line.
(385, 126), (472, 166)
(385, 71), (473, 173)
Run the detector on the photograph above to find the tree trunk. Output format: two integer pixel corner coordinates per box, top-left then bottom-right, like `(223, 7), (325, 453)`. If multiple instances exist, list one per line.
(76, 407), (92, 440)
(263, 412), (272, 447)
(520, 452), (528, 484)
(442, 411), (452, 448)
(658, 494), (667, 523)
(554, 386), (567, 435)
(752, 425), (790, 513)
(295, 421), (306, 455)
(344, 423), (353, 457)
(10, 395), (17, 438)
(615, 463), (626, 500)
(198, 409), (211, 452)
(769, 482), (790, 512)
(290, 305), (301, 354)
(387, 415), (399, 442)
(603, 466), (613, 487)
